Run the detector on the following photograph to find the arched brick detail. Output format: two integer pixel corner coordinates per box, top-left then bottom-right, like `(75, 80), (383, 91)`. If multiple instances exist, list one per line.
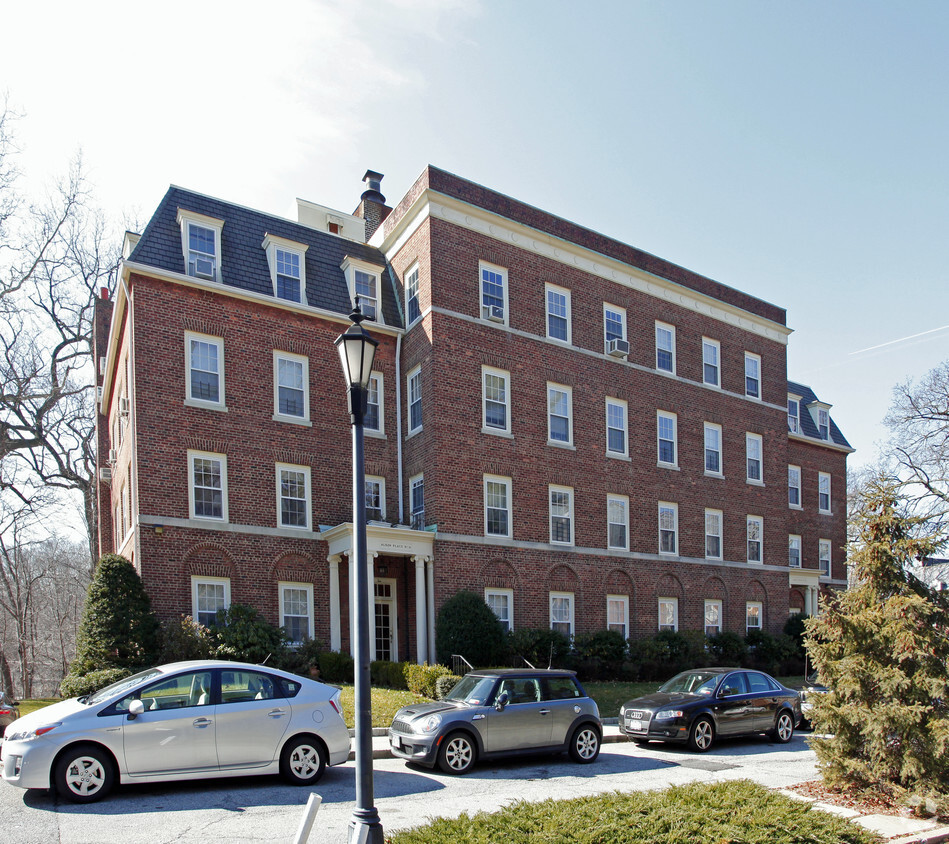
(184, 543), (237, 579)
(789, 588), (806, 612)
(701, 575), (728, 600)
(269, 552), (321, 586)
(480, 558), (518, 590)
(746, 579), (767, 603)
(654, 573), (684, 600)
(605, 568), (634, 597)
(547, 564), (579, 592)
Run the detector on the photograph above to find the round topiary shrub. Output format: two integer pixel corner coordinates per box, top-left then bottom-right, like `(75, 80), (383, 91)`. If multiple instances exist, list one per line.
(435, 590), (506, 667)
(211, 603), (288, 665)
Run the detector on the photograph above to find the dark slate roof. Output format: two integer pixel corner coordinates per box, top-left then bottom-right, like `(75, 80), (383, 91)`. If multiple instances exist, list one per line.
(787, 380), (852, 449)
(127, 187), (403, 328)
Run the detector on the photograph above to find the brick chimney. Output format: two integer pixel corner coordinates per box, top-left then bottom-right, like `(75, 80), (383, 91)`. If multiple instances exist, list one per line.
(353, 170), (390, 240)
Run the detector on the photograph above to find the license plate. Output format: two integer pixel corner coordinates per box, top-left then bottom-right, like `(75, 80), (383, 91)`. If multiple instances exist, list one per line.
(629, 719), (643, 732)
(390, 736), (402, 750)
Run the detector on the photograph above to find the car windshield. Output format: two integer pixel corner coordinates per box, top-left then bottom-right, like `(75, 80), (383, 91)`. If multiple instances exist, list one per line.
(443, 675), (497, 705)
(84, 668), (164, 705)
(658, 671), (721, 696)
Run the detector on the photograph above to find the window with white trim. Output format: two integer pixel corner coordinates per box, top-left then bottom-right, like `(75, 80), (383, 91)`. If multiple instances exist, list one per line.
(819, 472), (831, 513)
(407, 366), (422, 434)
(608, 495), (629, 550)
(789, 465), (801, 507)
(178, 209), (223, 282)
(274, 352), (310, 423)
(607, 595), (629, 639)
(365, 475), (385, 521)
(365, 373), (383, 434)
(277, 463), (310, 529)
(547, 383), (573, 445)
(550, 592), (574, 637)
(486, 588), (513, 633)
(606, 398), (628, 457)
(185, 332), (224, 408)
(705, 599), (722, 636)
(262, 234), (307, 304)
(480, 262), (508, 324)
(189, 451), (227, 521)
(658, 597), (678, 632)
(482, 366), (511, 434)
(192, 576), (230, 627)
(819, 539), (831, 576)
(703, 338), (720, 387)
(410, 474), (424, 530)
(341, 256), (385, 322)
(405, 264), (421, 325)
(549, 485), (574, 545)
(747, 515), (763, 563)
(604, 304), (627, 352)
(746, 601), (762, 633)
(484, 475), (512, 538)
(280, 582), (314, 644)
(817, 408), (830, 440)
(656, 322), (676, 373)
(705, 509), (723, 560)
(545, 283), (571, 343)
(659, 502), (678, 555)
(787, 397), (800, 433)
(657, 411), (677, 467)
(744, 352), (761, 399)
(704, 422), (722, 475)
(789, 534), (801, 568)
(746, 433), (763, 483)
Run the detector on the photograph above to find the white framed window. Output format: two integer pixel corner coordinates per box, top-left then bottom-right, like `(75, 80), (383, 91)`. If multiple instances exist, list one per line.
(279, 582), (314, 644)
(817, 408), (830, 440)
(185, 332), (225, 408)
(787, 396), (800, 433)
(486, 588), (514, 633)
(545, 283), (571, 343)
(655, 322), (676, 373)
(482, 366), (511, 435)
(819, 472), (832, 513)
(744, 352), (761, 399)
(747, 515), (763, 563)
(658, 597), (678, 632)
(484, 475), (512, 538)
(659, 502), (678, 555)
(480, 261), (508, 324)
(704, 422), (723, 475)
(407, 366), (422, 434)
(405, 264), (421, 326)
(341, 256), (385, 322)
(365, 372), (383, 434)
(550, 592), (574, 637)
(410, 474), (425, 530)
(788, 465), (802, 508)
(819, 539), (831, 577)
(189, 451), (227, 521)
(607, 595), (629, 639)
(607, 495), (629, 550)
(177, 209), (223, 282)
(705, 599), (722, 636)
(365, 475), (385, 521)
(789, 535), (802, 568)
(746, 601), (762, 633)
(604, 304), (627, 354)
(705, 509), (723, 560)
(547, 383), (573, 446)
(277, 463), (311, 529)
(702, 338), (720, 387)
(657, 411), (678, 467)
(273, 352), (310, 424)
(606, 398), (628, 457)
(192, 576), (230, 627)
(549, 485), (574, 545)
(746, 433), (763, 483)
(262, 234), (307, 304)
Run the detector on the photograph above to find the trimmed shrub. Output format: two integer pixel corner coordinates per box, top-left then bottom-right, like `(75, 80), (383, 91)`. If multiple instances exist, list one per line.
(434, 591), (506, 667)
(279, 637), (325, 677)
(434, 673), (462, 700)
(627, 631), (709, 681)
(319, 650), (355, 684)
(211, 603), (289, 665)
(505, 628), (571, 669)
(404, 662), (452, 698)
(371, 660), (408, 689)
(60, 667), (134, 699)
(744, 630), (799, 675)
(573, 629), (627, 680)
(706, 631), (748, 666)
(158, 615), (214, 664)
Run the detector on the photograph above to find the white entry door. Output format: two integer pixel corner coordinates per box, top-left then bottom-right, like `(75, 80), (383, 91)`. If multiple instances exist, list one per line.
(374, 578), (398, 662)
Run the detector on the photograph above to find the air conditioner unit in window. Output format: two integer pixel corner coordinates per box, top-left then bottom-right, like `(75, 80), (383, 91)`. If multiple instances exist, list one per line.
(607, 338), (630, 358)
(118, 396), (130, 415)
(481, 305), (504, 323)
(194, 257), (215, 279)
(98, 467), (113, 482)
(108, 448), (118, 464)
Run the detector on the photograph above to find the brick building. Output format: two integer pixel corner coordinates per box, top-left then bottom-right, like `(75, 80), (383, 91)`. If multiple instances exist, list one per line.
(94, 166), (851, 664)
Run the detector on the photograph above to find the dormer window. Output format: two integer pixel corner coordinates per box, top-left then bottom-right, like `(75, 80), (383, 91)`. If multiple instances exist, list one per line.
(807, 400), (832, 441)
(262, 234), (308, 304)
(355, 271), (377, 320)
(177, 209), (224, 282)
(787, 396), (800, 433)
(341, 257), (385, 323)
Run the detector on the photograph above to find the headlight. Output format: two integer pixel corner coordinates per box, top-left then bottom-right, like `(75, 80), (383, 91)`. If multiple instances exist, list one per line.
(418, 714), (442, 733)
(654, 710), (684, 720)
(5, 722), (61, 742)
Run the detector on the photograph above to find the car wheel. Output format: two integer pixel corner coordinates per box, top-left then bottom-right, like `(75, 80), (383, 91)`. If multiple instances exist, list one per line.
(772, 710), (795, 743)
(569, 724), (601, 763)
(54, 744), (115, 803)
(687, 717), (714, 752)
(437, 732), (476, 774)
(280, 735), (327, 785)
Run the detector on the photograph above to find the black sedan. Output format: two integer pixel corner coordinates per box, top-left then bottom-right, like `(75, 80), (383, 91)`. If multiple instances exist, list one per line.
(619, 667), (801, 752)
(0, 692), (19, 737)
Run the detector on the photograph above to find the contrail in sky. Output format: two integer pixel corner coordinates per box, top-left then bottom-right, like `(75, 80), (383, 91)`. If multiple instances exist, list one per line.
(850, 324), (949, 356)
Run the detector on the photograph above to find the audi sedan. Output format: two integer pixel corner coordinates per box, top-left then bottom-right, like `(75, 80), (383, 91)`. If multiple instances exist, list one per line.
(1, 660), (350, 803)
(619, 667), (801, 752)
(389, 669), (601, 774)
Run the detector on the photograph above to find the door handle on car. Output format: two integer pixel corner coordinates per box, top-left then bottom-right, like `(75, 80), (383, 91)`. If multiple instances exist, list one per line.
(267, 709), (286, 718)
(539, 709), (551, 716)
(193, 718), (213, 728)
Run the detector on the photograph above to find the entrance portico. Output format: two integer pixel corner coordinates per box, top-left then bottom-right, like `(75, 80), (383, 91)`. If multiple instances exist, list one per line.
(789, 569), (821, 616)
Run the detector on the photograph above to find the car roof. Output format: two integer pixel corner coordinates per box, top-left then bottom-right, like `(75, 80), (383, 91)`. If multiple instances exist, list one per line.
(466, 668), (578, 678)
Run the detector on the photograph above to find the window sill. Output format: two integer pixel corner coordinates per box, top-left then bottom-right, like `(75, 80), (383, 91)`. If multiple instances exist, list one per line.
(365, 430), (387, 440)
(746, 479), (765, 487)
(606, 452), (631, 461)
(482, 426), (513, 439)
(406, 428), (422, 440)
(658, 463), (680, 471)
(789, 503), (803, 510)
(185, 399), (228, 412)
(704, 471), (724, 479)
(819, 509), (832, 516)
(273, 414), (312, 427)
(547, 440), (575, 450)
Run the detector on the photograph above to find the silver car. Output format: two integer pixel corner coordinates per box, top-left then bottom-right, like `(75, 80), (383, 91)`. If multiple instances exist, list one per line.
(389, 669), (601, 774)
(1, 660), (350, 803)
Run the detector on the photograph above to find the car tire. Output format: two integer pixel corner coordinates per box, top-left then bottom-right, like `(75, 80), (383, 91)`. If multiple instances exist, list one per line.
(280, 735), (327, 785)
(687, 716), (715, 752)
(569, 724), (601, 763)
(437, 731), (476, 774)
(771, 710), (795, 744)
(53, 744), (115, 803)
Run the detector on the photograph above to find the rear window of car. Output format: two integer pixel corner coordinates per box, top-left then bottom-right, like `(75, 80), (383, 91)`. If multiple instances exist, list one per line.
(544, 677), (582, 700)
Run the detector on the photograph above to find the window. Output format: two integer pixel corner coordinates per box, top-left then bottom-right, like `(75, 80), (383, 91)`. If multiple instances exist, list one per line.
(550, 592), (574, 637)
(659, 502), (678, 555)
(405, 264), (421, 325)
(657, 411), (677, 466)
(484, 475), (512, 538)
(341, 257), (385, 322)
(547, 383), (573, 445)
(608, 495), (629, 550)
(705, 599), (722, 636)
(262, 234), (307, 304)
(788, 465), (801, 507)
(703, 338), (720, 387)
(280, 582), (313, 644)
(480, 261), (508, 323)
(656, 322), (675, 373)
(704, 423), (722, 475)
(549, 485), (574, 545)
(274, 352), (310, 423)
(407, 366), (422, 434)
(486, 588), (513, 633)
(746, 433), (763, 483)
(744, 353), (761, 399)
(410, 474), (424, 530)
(277, 464), (310, 529)
(818, 408), (830, 440)
(819, 472), (831, 513)
(189, 451), (227, 521)
(606, 398), (628, 456)
(604, 304), (627, 352)
(819, 539), (831, 576)
(787, 397), (800, 433)
(705, 509), (723, 560)
(185, 332), (224, 407)
(789, 535), (801, 568)
(747, 515), (763, 563)
(545, 283), (571, 343)
(192, 576), (230, 627)
(607, 595), (629, 639)
(658, 597), (678, 632)
(178, 209), (223, 282)
(746, 602), (762, 633)
(365, 476), (385, 521)
(365, 373), (383, 434)
(482, 366), (511, 434)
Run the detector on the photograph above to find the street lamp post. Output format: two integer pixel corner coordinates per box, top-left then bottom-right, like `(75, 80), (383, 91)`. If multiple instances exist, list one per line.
(335, 303), (384, 844)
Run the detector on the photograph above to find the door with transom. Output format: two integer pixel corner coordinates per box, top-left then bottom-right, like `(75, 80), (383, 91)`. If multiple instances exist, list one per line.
(374, 578), (398, 662)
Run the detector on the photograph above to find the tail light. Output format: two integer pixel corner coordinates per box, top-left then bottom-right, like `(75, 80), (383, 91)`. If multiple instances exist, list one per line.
(329, 690), (342, 716)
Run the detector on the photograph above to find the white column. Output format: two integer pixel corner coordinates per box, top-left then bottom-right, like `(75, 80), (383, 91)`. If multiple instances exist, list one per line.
(426, 559), (436, 664)
(348, 551), (356, 657)
(368, 552), (378, 662)
(328, 555), (341, 652)
(413, 556), (427, 664)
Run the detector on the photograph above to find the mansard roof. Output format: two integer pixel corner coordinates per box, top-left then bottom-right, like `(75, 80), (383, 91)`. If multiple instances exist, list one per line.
(787, 380), (852, 449)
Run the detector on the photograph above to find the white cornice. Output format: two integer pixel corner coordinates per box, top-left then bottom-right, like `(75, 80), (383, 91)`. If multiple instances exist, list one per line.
(789, 431), (855, 455)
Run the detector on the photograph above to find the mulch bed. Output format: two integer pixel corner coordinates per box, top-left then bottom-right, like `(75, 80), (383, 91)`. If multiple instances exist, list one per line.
(787, 780), (906, 818)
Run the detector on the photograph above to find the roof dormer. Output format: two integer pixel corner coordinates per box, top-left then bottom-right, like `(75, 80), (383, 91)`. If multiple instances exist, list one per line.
(807, 400), (832, 441)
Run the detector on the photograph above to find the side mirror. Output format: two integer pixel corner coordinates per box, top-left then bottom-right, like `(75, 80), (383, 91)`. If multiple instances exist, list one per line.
(128, 699), (145, 719)
(495, 692), (509, 711)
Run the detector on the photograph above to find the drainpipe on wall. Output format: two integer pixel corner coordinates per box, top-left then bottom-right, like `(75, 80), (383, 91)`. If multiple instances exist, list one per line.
(395, 332), (404, 523)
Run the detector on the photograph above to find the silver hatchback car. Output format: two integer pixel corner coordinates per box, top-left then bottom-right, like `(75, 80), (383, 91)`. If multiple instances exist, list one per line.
(1, 660), (351, 803)
(389, 669), (601, 774)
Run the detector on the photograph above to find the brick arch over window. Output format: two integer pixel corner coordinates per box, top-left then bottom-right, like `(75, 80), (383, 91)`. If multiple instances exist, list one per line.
(789, 588), (806, 613)
(605, 568), (634, 598)
(653, 573), (684, 601)
(547, 564), (579, 593)
(480, 558), (518, 590)
(746, 579), (767, 604)
(269, 552), (321, 586)
(701, 575), (728, 601)
(184, 543), (237, 580)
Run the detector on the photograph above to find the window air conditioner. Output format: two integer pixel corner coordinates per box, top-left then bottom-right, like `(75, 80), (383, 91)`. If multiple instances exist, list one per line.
(482, 305), (504, 323)
(108, 448), (118, 464)
(99, 467), (113, 482)
(194, 257), (215, 279)
(118, 396), (130, 415)
(607, 338), (630, 358)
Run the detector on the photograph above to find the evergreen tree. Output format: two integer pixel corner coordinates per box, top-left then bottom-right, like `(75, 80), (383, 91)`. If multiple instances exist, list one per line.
(804, 478), (949, 796)
(435, 591), (506, 667)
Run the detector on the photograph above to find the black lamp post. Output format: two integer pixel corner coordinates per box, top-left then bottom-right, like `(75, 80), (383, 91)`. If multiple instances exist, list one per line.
(334, 302), (384, 844)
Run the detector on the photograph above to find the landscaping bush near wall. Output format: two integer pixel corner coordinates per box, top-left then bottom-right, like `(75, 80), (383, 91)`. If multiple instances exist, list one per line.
(434, 673), (462, 700)
(371, 660), (409, 689)
(405, 662), (453, 697)
(319, 651), (355, 684)
(505, 628), (571, 669)
(60, 667), (134, 699)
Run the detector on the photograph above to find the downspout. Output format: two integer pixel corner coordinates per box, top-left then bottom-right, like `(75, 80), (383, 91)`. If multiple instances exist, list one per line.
(395, 331), (404, 523)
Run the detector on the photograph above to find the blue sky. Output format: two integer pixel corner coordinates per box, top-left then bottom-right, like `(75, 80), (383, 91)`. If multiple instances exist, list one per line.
(3, 0), (947, 471)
